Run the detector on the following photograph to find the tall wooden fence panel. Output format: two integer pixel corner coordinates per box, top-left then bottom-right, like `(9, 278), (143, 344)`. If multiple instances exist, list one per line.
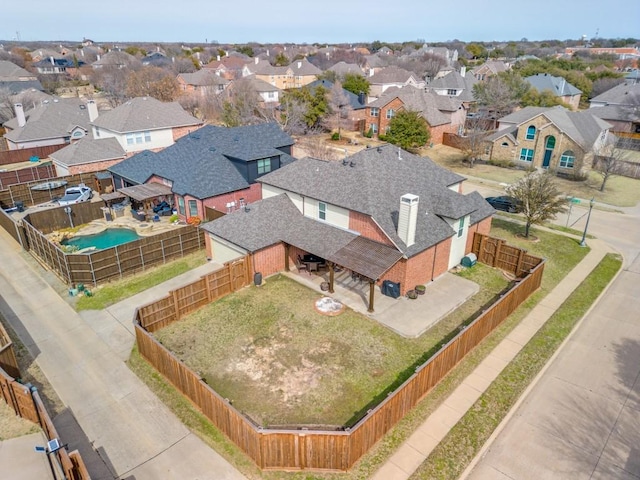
(0, 145), (63, 166)
(25, 202), (104, 234)
(0, 322), (20, 381)
(0, 208), (26, 247)
(0, 163), (58, 190)
(204, 206), (226, 222)
(0, 171), (98, 209)
(472, 232), (542, 277)
(135, 247), (545, 471)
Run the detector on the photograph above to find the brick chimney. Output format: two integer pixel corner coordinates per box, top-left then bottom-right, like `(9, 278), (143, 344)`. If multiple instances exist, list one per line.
(14, 104), (26, 127)
(397, 194), (419, 247)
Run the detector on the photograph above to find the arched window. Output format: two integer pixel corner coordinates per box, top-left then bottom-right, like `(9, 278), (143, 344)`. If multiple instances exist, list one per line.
(560, 150), (575, 168)
(501, 142), (509, 147)
(545, 136), (556, 149)
(526, 125), (536, 140)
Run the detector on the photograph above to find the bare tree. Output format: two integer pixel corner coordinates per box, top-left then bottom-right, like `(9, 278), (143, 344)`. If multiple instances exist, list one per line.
(593, 136), (634, 192)
(126, 66), (179, 102)
(323, 81), (352, 139)
(506, 171), (568, 238)
(215, 77), (263, 126)
(296, 131), (339, 161)
(91, 67), (132, 107)
(459, 117), (490, 168)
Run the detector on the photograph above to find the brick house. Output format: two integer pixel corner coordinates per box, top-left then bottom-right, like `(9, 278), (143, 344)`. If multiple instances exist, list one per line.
(367, 66), (425, 100)
(483, 106), (612, 174)
(177, 69), (229, 97)
(426, 67), (478, 108)
(201, 145), (494, 310)
(108, 123), (295, 221)
(471, 60), (509, 81)
(364, 86), (466, 142)
(242, 57), (322, 89)
(49, 97), (203, 175)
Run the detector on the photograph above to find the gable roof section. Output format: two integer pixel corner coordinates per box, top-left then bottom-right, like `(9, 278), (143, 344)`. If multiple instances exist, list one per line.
(369, 86), (457, 126)
(91, 97), (202, 133)
(428, 70), (478, 102)
(259, 144), (491, 256)
(3, 97), (91, 143)
(49, 137), (126, 167)
(178, 69), (229, 87)
(328, 61), (364, 76)
(525, 73), (582, 96)
(589, 81), (640, 107)
(307, 79), (366, 110)
(369, 66), (416, 84)
(589, 104), (640, 123)
(108, 123), (294, 199)
(0, 60), (38, 80)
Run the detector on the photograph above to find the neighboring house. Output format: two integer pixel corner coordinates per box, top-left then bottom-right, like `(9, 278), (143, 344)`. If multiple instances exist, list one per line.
(471, 60), (509, 81)
(90, 97), (203, 155)
(482, 106), (612, 173)
(203, 55), (249, 80)
(426, 67), (478, 106)
(524, 73), (582, 110)
(242, 75), (282, 104)
(0, 60), (43, 94)
(177, 69), (229, 97)
(201, 144), (494, 304)
(365, 86), (465, 142)
(327, 61), (365, 77)
(92, 51), (138, 69)
(141, 51), (172, 67)
(33, 57), (86, 75)
(307, 79), (367, 130)
(108, 123), (295, 220)
(564, 47), (640, 67)
(242, 57), (322, 89)
(361, 54), (388, 76)
(49, 137), (126, 176)
(2, 97), (92, 150)
(409, 45), (459, 66)
(589, 81), (640, 135)
(368, 66), (425, 100)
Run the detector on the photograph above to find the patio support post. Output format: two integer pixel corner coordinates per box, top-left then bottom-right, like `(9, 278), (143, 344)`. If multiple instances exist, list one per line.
(368, 280), (375, 313)
(284, 244), (290, 272)
(328, 263), (335, 293)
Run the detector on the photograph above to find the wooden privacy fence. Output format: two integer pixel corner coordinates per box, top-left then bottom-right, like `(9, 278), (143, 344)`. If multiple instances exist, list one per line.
(0, 163), (57, 190)
(0, 171), (98, 209)
(472, 232), (543, 277)
(25, 202), (104, 234)
(135, 246), (545, 471)
(138, 256), (251, 332)
(0, 321), (20, 380)
(22, 221), (205, 286)
(0, 144), (63, 166)
(0, 207), (27, 248)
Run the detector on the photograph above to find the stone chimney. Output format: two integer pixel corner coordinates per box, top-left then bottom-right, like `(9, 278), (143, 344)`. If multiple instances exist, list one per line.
(14, 104), (26, 127)
(87, 100), (99, 122)
(460, 66), (466, 77)
(397, 194), (419, 247)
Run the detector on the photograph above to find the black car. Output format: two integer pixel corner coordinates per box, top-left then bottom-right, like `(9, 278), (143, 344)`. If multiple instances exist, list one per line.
(485, 196), (520, 213)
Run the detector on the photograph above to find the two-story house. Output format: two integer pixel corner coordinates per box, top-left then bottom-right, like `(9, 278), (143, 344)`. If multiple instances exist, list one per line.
(471, 60), (509, 81)
(367, 66), (425, 101)
(243, 57), (322, 90)
(365, 86), (465, 141)
(0, 60), (44, 94)
(108, 123), (295, 220)
(201, 145), (494, 309)
(177, 69), (229, 97)
(426, 67), (478, 107)
(483, 106), (612, 174)
(589, 81), (640, 136)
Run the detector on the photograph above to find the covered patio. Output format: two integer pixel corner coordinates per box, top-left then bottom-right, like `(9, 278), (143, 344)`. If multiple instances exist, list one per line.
(117, 183), (175, 221)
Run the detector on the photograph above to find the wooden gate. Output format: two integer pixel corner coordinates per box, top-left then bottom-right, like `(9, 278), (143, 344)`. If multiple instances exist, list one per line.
(230, 257), (250, 290)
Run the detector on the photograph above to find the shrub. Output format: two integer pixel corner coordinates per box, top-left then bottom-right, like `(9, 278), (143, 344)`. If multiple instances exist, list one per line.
(187, 216), (202, 226)
(169, 214), (179, 223)
(331, 132), (340, 141)
(364, 127), (374, 138)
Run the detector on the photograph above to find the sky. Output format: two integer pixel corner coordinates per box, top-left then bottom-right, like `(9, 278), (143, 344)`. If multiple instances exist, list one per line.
(3, 0), (639, 45)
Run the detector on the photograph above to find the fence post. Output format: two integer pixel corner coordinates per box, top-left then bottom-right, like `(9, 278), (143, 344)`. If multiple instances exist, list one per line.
(478, 233), (486, 263)
(172, 290), (181, 322)
(515, 249), (525, 277)
(494, 239), (504, 267)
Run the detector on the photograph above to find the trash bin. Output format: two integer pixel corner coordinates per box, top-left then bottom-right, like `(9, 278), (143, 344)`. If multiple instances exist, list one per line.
(381, 280), (401, 298)
(254, 272), (263, 286)
(461, 253), (477, 267)
(15, 201), (24, 213)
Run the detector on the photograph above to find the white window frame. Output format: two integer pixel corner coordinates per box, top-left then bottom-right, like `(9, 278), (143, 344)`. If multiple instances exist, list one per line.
(318, 202), (326, 221)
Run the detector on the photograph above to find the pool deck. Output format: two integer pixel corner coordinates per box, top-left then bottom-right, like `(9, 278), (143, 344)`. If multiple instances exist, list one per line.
(71, 212), (183, 237)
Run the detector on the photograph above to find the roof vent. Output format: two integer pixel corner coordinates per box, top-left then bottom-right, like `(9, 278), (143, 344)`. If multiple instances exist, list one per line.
(398, 148), (402, 160)
(377, 147), (382, 153)
(342, 158), (348, 166)
(209, 146), (216, 152)
(349, 161), (355, 167)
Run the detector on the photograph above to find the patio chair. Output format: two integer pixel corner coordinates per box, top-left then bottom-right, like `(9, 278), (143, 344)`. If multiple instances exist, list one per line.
(295, 255), (309, 274)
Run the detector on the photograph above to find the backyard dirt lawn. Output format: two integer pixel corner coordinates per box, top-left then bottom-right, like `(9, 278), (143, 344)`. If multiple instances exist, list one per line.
(155, 270), (510, 428)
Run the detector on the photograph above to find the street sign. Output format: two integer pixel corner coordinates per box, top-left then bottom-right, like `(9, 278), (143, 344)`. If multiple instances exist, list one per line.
(571, 198), (580, 204)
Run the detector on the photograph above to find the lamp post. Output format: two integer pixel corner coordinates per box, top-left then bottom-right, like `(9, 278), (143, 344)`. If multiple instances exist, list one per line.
(580, 197), (595, 247)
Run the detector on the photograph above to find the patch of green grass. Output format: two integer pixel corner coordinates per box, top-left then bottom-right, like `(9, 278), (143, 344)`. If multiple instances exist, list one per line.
(75, 251), (207, 311)
(410, 253), (622, 480)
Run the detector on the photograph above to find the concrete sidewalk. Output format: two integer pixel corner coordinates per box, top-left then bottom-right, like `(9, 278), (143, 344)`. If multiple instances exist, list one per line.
(371, 238), (612, 480)
(0, 228), (245, 480)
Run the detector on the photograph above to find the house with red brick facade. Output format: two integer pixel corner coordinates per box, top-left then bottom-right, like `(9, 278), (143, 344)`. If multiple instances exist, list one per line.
(364, 86), (466, 143)
(50, 97), (203, 175)
(201, 145), (494, 311)
(107, 123), (295, 221)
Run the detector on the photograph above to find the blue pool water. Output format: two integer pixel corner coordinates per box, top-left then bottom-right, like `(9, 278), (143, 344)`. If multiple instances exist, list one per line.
(63, 228), (141, 250)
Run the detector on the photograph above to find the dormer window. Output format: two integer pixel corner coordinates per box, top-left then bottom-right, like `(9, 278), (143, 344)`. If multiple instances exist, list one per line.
(526, 125), (536, 140)
(447, 89), (457, 95)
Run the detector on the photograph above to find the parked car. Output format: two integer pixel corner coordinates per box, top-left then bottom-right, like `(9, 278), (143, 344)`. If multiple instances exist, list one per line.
(58, 186), (93, 206)
(485, 196), (520, 213)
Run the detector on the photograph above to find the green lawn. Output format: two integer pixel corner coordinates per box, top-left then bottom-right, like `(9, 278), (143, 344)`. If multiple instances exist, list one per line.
(129, 220), (593, 479)
(75, 251), (207, 311)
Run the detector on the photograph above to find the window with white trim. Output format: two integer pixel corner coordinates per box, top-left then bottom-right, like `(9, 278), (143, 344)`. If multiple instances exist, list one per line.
(370, 123), (378, 133)
(457, 217), (464, 238)
(370, 107), (379, 117)
(559, 150), (575, 168)
(526, 125), (536, 140)
(178, 196), (185, 215)
(188, 199), (198, 217)
(318, 202), (326, 221)
(386, 108), (395, 119)
(520, 148), (534, 162)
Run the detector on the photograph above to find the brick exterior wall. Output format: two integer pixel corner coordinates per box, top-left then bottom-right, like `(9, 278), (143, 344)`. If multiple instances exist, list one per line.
(252, 243), (286, 278)
(432, 236), (452, 278)
(348, 211), (395, 246)
(66, 157), (126, 175)
(202, 183), (262, 214)
(172, 124), (203, 142)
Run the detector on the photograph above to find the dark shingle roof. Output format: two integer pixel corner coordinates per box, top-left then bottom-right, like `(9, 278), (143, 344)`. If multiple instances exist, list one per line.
(259, 144), (491, 256)
(108, 123), (294, 199)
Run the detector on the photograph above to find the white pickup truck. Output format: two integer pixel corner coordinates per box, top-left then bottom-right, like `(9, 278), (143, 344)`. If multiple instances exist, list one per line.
(58, 186), (93, 206)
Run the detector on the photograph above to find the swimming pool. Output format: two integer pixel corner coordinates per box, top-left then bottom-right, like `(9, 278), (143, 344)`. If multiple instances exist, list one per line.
(62, 228), (141, 251)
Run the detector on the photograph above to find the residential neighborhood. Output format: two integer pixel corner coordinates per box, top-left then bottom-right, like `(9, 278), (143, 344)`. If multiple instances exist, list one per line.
(0, 28), (639, 480)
